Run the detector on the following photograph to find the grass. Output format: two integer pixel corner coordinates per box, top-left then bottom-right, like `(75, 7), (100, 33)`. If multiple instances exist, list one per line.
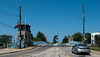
(91, 47), (100, 51)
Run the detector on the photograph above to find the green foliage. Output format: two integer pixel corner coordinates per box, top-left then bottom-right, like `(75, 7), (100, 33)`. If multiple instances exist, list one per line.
(95, 35), (100, 47)
(0, 34), (12, 45)
(91, 47), (100, 52)
(30, 33), (34, 42)
(53, 35), (58, 43)
(62, 36), (68, 43)
(72, 32), (83, 42)
(85, 33), (91, 44)
(36, 31), (46, 42)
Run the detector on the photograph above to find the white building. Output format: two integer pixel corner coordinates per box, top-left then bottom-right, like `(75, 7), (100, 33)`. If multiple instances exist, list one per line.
(91, 32), (100, 45)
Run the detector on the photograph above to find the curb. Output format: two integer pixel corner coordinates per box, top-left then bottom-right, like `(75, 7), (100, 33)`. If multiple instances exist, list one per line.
(0, 46), (36, 55)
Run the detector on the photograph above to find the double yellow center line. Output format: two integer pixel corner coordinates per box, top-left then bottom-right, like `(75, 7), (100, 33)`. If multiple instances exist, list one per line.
(19, 47), (70, 57)
(54, 48), (70, 57)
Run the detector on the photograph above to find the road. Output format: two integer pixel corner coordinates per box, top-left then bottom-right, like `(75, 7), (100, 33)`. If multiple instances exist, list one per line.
(0, 45), (52, 57)
(57, 47), (100, 57)
(0, 44), (100, 57)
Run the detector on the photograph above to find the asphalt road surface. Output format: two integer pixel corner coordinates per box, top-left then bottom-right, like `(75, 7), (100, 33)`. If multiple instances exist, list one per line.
(57, 47), (100, 57)
(0, 45), (52, 57)
(0, 44), (100, 57)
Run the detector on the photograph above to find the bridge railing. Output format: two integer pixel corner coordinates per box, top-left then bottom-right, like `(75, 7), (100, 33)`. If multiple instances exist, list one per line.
(31, 41), (47, 46)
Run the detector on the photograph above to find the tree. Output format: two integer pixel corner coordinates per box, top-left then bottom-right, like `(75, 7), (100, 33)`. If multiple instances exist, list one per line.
(95, 35), (100, 47)
(85, 33), (91, 44)
(0, 34), (12, 46)
(30, 33), (34, 42)
(62, 36), (68, 43)
(36, 31), (46, 42)
(72, 32), (83, 42)
(53, 35), (58, 43)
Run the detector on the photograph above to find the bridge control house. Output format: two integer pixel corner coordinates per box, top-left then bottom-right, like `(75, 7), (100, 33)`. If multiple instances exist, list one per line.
(18, 22), (31, 47)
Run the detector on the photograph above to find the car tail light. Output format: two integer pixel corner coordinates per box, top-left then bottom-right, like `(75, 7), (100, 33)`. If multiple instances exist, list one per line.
(78, 47), (80, 49)
(87, 47), (90, 49)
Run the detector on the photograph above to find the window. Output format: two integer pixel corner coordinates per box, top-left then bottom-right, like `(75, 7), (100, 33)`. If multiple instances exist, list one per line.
(78, 44), (87, 46)
(21, 35), (24, 39)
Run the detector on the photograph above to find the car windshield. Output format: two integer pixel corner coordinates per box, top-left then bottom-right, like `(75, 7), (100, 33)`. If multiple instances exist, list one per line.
(78, 44), (87, 46)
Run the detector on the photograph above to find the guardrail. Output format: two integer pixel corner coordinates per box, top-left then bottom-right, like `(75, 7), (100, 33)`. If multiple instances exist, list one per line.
(31, 41), (46, 46)
(7, 41), (47, 48)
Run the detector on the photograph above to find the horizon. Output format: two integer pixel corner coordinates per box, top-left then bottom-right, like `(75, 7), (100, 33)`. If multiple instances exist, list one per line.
(0, 0), (100, 42)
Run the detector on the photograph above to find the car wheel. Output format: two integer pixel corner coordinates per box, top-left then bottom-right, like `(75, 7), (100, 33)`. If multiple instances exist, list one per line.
(72, 51), (74, 53)
(87, 53), (90, 55)
(72, 49), (74, 53)
(74, 50), (77, 54)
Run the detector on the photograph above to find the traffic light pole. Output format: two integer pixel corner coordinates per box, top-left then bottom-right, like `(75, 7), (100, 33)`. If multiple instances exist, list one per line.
(19, 6), (21, 49)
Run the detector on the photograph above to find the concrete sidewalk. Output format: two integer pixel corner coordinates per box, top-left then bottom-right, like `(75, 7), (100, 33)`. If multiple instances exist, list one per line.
(0, 46), (36, 55)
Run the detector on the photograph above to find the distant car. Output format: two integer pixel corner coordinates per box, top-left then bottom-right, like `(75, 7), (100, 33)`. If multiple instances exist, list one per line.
(72, 44), (90, 54)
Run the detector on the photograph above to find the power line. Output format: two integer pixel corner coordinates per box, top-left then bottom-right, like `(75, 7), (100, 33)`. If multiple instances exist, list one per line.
(0, 23), (13, 28)
(0, 9), (18, 17)
(0, 0), (20, 18)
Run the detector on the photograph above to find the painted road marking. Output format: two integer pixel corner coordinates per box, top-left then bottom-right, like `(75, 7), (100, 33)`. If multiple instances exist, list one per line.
(18, 54), (32, 57)
(55, 48), (70, 57)
(19, 47), (70, 57)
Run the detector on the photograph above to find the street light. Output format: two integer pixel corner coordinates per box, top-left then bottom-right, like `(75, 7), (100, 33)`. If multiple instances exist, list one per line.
(75, 17), (86, 40)
(75, 4), (86, 43)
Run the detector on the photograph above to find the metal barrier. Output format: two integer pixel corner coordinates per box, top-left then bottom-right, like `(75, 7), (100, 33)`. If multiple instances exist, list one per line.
(7, 41), (46, 48)
(7, 40), (25, 48)
(31, 41), (46, 46)
(7, 44), (16, 48)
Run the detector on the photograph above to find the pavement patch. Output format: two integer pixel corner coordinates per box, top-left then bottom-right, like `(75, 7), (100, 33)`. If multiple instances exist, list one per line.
(18, 54), (32, 57)
(54, 48), (70, 57)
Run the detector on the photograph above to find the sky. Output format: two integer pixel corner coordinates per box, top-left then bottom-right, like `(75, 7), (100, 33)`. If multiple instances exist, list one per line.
(0, 0), (100, 42)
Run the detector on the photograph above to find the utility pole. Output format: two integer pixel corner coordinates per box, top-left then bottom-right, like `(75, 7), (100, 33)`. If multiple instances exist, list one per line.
(75, 4), (86, 42)
(25, 16), (26, 30)
(19, 6), (21, 49)
(82, 4), (86, 40)
(25, 16), (26, 47)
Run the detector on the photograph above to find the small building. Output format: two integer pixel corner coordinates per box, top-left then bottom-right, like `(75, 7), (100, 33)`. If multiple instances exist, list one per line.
(68, 35), (73, 43)
(91, 32), (100, 45)
(18, 22), (31, 47)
